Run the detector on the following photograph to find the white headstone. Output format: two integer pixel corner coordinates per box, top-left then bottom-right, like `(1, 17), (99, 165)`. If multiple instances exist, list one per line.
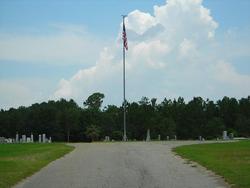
(0, 137), (5, 143)
(158, 134), (161, 141)
(42, 134), (46, 143)
(16, 133), (19, 143)
(223, 131), (228, 140)
(174, 135), (177, 140)
(31, 133), (34, 143)
(6, 138), (12, 143)
(26, 137), (31, 143)
(105, 136), (110, 142)
(146, 129), (150, 142)
(22, 135), (26, 143)
(49, 137), (52, 143)
(199, 136), (202, 141)
(38, 134), (42, 143)
(167, 136), (169, 140)
(229, 133), (234, 140)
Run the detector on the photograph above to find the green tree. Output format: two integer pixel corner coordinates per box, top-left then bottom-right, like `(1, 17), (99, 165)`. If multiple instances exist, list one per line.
(83, 92), (105, 110)
(204, 117), (225, 139)
(84, 124), (101, 141)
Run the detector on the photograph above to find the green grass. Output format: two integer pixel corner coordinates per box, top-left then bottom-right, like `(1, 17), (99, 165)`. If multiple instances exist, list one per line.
(173, 141), (250, 188)
(0, 143), (74, 188)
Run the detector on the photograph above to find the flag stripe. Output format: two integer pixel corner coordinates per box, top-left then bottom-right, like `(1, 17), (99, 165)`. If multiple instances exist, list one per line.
(123, 22), (128, 50)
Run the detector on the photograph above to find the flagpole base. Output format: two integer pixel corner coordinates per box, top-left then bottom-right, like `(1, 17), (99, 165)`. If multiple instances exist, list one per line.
(123, 135), (127, 142)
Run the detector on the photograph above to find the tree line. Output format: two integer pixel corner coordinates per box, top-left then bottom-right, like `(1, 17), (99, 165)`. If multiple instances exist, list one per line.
(0, 93), (249, 142)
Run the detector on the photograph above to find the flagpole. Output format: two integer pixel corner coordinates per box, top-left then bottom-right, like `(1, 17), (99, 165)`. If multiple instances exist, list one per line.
(122, 15), (127, 141)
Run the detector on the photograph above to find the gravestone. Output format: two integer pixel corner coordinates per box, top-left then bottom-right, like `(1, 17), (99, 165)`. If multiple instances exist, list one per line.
(39, 134), (42, 143)
(229, 133), (234, 140)
(31, 133), (34, 143)
(223, 131), (228, 140)
(104, 136), (110, 142)
(174, 135), (177, 140)
(158, 134), (161, 141)
(26, 137), (31, 143)
(42, 134), (46, 143)
(0, 137), (5, 143)
(22, 135), (26, 143)
(199, 136), (202, 141)
(16, 133), (19, 143)
(49, 137), (52, 143)
(146, 129), (151, 142)
(167, 136), (169, 140)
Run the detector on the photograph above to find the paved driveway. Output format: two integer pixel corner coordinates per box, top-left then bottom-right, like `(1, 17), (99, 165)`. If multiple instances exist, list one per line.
(15, 141), (229, 188)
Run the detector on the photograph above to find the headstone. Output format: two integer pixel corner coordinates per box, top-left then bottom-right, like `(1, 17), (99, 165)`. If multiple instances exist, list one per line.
(38, 134), (42, 143)
(5, 138), (10, 143)
(223, 131), (228, 140)
(167, 136), (169, 140)
(229, 133), (234, 140)
(104, 136), (110, 142)
(0, 137), (5, 143)
(199, 136), (202, 141)
(16, 133), (19, 143)
(9, 138), (13, 143)
(42, 134), (46, 143)
(146, 129), (150, 142)
(158, 134), (161, 141)
(26, 137), (31, 143)
(49, 137), (52, 143)
(174, 135), (177, 140)
(31, 133), (34, 143)
(22, 135), (26, 143)
(106, 136), (110, 142)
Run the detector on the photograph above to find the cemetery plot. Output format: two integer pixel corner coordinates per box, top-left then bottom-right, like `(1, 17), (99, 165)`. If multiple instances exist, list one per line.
(0, 143), (74, 188)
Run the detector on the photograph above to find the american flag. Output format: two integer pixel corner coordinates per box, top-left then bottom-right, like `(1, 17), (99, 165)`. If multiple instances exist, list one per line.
(123, 21), (128, 50)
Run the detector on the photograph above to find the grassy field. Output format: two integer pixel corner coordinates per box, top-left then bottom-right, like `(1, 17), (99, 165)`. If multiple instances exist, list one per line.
(174, 140), (250, 188)
(0, 143), (74, 188)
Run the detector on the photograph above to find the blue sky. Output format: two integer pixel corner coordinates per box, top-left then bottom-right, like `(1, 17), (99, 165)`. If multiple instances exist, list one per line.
(1, 0), (250, 34)
(0, 0), (250, 109)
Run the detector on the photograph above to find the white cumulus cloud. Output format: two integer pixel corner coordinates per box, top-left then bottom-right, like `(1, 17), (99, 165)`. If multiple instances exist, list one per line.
(52, 0), (250, 105)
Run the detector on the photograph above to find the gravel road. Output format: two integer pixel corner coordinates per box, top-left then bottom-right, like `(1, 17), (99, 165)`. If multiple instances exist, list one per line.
(14, 141), (229, 188)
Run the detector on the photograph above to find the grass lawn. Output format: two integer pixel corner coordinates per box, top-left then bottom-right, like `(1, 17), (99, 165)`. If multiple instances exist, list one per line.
(0, 143), (74, 188)
(173, 140), (250, 188)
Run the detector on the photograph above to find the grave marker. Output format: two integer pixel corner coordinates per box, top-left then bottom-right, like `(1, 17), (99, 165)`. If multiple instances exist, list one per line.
(16, 133), (19, 143)
(31, 133), (34, 143)
(223, 131), (228, 140)
(146, 129), (151, 142)
(42, 134), (46, 143)
(22, 135), (26, 143)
